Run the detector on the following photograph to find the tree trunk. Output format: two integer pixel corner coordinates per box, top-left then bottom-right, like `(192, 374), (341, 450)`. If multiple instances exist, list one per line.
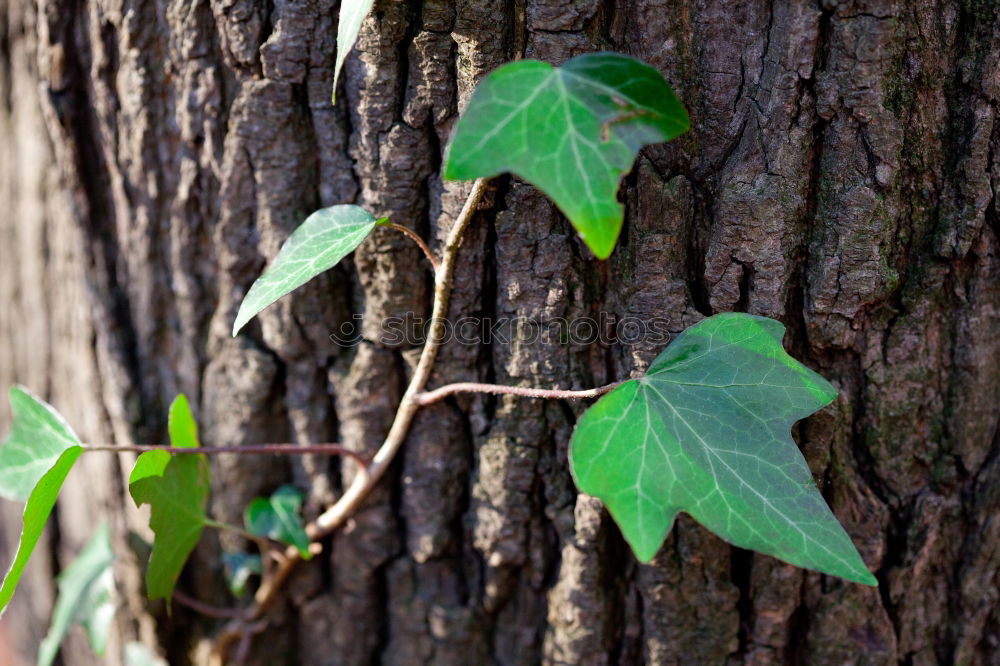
(1, 0), (998, 664)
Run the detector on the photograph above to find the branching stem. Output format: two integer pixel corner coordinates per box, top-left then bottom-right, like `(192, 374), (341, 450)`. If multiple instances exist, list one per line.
(235, 178), (490, 635)
(211, 177), (630, 658)
(210, 178), (625, 660)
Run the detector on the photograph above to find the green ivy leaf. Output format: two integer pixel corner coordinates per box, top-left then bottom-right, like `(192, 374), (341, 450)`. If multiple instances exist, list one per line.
(232, 205), (378, 335)
(0, 386), (82, 501)
(129, 395), (210, 604)
(570, 313), (877, 585)
(37, 523), (116, 666)
(221, 551), (263, 598)
(245, 485), (312, 559)
(443, 52), (689, 259)
(0, 387), (84, 615)
(332, 0), (375, 103)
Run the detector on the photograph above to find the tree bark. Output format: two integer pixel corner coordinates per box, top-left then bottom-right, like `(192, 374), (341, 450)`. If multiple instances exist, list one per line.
(1, 0), (998, 664)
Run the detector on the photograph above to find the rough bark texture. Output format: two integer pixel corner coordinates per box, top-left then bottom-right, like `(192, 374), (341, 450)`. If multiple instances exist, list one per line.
(1, 0), (999, 664)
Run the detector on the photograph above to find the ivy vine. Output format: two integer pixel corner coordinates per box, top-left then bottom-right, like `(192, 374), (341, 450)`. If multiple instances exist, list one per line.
(0, 1), (875, 662)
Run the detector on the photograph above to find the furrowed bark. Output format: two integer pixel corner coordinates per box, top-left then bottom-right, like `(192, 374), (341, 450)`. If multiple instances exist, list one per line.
(1, 1), (998, 665)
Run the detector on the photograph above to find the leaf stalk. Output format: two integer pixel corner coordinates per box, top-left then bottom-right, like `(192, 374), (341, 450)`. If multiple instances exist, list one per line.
(379, 221), (440, 271)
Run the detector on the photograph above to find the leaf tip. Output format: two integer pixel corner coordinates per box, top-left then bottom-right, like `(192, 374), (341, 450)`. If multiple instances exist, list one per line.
(847, 566), (879, 587)
(629, 542), (660, 565)
(587, 238), (615, 261)
(231, 309), (249, 337)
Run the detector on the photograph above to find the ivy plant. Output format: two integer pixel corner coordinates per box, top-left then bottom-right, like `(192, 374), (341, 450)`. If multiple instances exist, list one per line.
(0, 35), (876, 664)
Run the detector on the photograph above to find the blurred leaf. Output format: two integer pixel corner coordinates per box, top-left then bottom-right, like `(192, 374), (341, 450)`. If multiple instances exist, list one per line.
(245, 485), (311, 558)
(0, 387), (83, 615)
(37, 523), (116, 666)
(0, 386), (82, 501)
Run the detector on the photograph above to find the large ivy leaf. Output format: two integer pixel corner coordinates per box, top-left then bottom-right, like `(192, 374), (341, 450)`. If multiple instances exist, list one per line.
(37, 523), (116, 666)
(245, 485), (311, 559)
(443, 52), (689, 259)
(0, 387), (84, 615)
(129, 395), (210, 604)
(332, 0), (375, 103)
(233, 205), (378, 335)
(570, 313), (877, 585)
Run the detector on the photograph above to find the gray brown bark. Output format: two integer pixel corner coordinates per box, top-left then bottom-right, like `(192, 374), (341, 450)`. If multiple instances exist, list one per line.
(1, 0), (999, 664)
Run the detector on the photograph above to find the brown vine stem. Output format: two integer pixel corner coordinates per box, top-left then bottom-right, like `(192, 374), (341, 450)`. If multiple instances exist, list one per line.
(380, 221), (440, 271)
(83, 443), (369, 468)
(211, 178), (491, 664)
(308, 176), (490, 538)
(173, 589), (245, 620)
(413, 380), (625, 406)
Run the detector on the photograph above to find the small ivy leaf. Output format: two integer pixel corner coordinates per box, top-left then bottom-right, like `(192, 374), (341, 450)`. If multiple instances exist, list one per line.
(0, 387), (84, 615)
(232, 205), (379, 336)
(124, 642), (168, 666)
(37, 523), (116, 666)
(221, 551), (263, 598)
(443, 52), (689, 259)
(128, 396), (210, 605)
(0, 386), (83, 501)
(332, 0), (375, 103)
(244, 485), (312, 559)
(570, 313), (877, 585)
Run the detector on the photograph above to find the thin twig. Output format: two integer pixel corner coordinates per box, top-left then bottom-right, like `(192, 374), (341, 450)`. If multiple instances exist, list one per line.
(83, 443), (369, 468)
(381, 222), (439, 271)
(414, 380), (624, 406)
(173, 589), (245, 620)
